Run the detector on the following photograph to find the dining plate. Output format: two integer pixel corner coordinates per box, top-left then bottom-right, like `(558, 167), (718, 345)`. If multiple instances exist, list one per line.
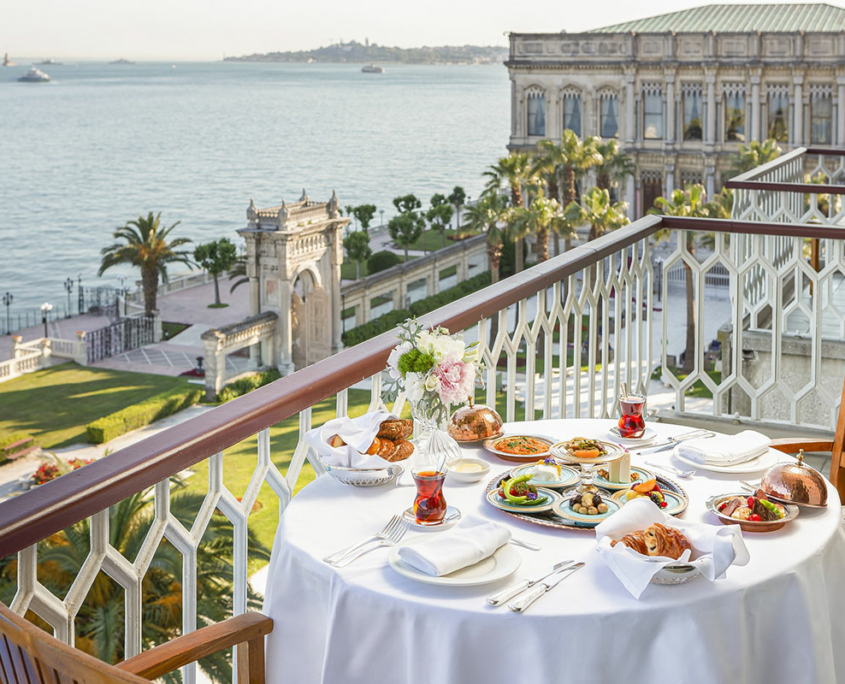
(402, 505), (462, 530)
(594, 465), (654, 491)
(611, 488), (688, 516)
(673, 445), (782, 474)
(550, 439), (627, 465)
(607, 426), (658, 445)
(552, 494), (622, 527)
(388, 537), (522, 587)
(510, 463), (580, 489)
(486, 486), (561, 513)
(483, 434), (556, 462)
(705, 492), (799, 532)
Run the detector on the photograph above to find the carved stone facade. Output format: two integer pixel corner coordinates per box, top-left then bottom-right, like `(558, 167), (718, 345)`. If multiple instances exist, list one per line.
(237, 190), (349, 375)
(507, 7), (845, 217)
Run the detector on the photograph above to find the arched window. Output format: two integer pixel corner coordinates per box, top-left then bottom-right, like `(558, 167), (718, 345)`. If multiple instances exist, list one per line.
(562, 88), (582, 137)
(723, 84), (745, 142)
(767, 85), (789, 142)
(682, 83), (703, 141)
(598, 89), (619, 139)
(642, 83), (663, 140)
(810, 84), (833, 145)
(526, 88), (546, 137)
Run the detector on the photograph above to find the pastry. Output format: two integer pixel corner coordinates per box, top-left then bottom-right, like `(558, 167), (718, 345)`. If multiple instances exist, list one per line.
(328, 434), (346, 448)
(611, 523), (692, 560)
(381, 439), (414, 462)
(377, 419), (413, 441)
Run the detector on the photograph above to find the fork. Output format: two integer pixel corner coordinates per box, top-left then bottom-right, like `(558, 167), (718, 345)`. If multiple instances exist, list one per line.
(331, 519), (410, 567)
(323, 515), (403, 564)
(644, 461), (694, 479)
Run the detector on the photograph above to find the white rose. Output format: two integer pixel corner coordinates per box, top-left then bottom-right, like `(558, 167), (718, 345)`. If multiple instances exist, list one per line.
(416, 331), (436, 356)
(404, 372), (425, 403)
(424, 373), (440, 392)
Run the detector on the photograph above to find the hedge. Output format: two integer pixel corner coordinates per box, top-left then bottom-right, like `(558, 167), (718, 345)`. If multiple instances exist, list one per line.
(342, 271), (492, 347)
(86, 386), (203, 444)
(368, 250), (402, 275)
(218, 368), (281, 403)
(0, 432), (37, 465)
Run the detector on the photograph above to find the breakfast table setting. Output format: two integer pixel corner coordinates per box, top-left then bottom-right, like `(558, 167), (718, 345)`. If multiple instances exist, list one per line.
(263, 321), (845, 684)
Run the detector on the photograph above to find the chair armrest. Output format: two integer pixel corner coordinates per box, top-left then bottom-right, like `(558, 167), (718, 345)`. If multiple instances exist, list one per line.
(118, 612), (273, 680)
(769, 437), (834, 454)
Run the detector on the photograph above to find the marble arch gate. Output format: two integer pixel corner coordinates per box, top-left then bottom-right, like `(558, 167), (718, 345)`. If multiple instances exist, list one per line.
(237, 190), (349, 376)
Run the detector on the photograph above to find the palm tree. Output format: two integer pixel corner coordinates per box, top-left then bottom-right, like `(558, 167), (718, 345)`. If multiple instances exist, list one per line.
(730, 139), (782, 176)
(510, 194), (575, 263)
(464, 192), (509, 284)
(594, 138), (635, 193)
(563, 186), (629, 242)
(650, 184), (711, 374)
(0, 484), (269, 683)
(559, 131), (603, 252)
(483, 153), (533, 272)
(227, 255), (248, 294)
(99, 212), (193, 316)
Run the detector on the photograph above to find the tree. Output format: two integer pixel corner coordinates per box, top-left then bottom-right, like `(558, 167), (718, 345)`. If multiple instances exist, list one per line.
(510, 194), (574, 263)
(388, 213), (423, 262)
(564, 186), (629, 242)
(227, 255), (248, 294)
(650, 183), (711, 374)
(392, 194), (422, 215)
(594, 138), (635, 193)
(194, 238), (238, 307)
(448, 186), (467, 230)
(343, 230), (372, 279)
(99, 212), (193, 316)
(730, 139), (782, 176)
(426, 193), (454, 249)
(483, 153), (533, 272)
(352, 204), (377, 232)
(559, 131), (603, 252)
(464, 191), (509, 284)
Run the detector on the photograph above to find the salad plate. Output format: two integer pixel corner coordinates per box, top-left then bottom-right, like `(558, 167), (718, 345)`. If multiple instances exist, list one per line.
(486, 486), (561, 514)
(611, 487), (688, 516)
(388, 537), (521, 587)
(594, 465), (654, 491)
(552, 494), (622, 527)
(483, 434), (556, 463)
(510, 462), (580, 489)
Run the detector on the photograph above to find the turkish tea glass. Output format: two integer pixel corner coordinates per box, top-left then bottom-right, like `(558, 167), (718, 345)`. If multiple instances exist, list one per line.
(618, 393), (646, 438)
(412, 467), (447, 525)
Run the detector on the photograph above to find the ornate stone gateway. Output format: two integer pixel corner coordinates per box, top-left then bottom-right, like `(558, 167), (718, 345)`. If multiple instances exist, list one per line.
(238, 190), (349, 375)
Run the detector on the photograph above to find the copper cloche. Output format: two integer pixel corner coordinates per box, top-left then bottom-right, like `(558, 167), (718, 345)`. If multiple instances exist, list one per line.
(760, 450), (828, 508)
(448, 401), (504, 443)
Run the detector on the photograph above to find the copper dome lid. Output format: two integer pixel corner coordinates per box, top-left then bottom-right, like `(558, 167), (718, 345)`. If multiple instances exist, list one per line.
(760, 450), (828, 508)
(448, 402), (504, 443)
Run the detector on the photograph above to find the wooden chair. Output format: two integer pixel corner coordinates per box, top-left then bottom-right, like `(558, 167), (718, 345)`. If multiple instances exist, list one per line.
(0, 602), (273, 684)
(770, 379), (845, 501)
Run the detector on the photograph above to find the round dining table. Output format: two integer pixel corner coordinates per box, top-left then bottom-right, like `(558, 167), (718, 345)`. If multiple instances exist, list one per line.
(263, 419), (845, 684)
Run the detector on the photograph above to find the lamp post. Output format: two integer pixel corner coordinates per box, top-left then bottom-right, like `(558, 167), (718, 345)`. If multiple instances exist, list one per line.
(64, 278), (74, 318)
(40, 302), (53, 339)
(2, 292), (12, 335)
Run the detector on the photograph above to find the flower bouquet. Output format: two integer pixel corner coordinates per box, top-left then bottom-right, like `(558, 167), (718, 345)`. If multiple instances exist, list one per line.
(384, 319), (482, 467)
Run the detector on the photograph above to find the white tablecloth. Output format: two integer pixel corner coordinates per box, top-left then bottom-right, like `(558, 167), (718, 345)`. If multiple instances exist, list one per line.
(264, 420), (845, 684)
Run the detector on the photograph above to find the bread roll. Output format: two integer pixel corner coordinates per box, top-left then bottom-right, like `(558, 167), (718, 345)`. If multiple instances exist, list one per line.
(328, 434), (346, 448)
(377, 419), (413, 441)
(383, 439), (414, 462)
(365, 437), (381, 456)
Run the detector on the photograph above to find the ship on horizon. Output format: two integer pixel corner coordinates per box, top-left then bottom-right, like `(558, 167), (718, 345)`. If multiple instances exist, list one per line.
(36, 58), (62, 66)
(361, 64), (385, 74)
(109, 58), (136, 65)
(18, 67), (51, 83)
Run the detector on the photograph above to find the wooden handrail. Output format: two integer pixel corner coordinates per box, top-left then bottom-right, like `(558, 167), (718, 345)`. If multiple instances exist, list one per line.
(0, 214), (838, 558)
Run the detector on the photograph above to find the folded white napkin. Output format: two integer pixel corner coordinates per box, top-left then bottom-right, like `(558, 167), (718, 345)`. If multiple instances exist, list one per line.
(304, 408), (398, 469)
(595, 498), (750, 599)
(397, 517), (511, 577)
(677, 429), (771, 466)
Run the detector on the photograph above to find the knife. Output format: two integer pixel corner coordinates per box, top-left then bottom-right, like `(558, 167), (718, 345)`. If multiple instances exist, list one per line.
(632, 430), (715, 456)
(508, 562), (585, 613)
(486, 559), (573, 607)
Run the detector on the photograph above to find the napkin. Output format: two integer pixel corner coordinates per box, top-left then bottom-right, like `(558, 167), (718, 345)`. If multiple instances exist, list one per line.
(397, 517), (511, 577)
(595, 498), (750, 599)
(304, 408), (398, 469)
(677, 429), (770, 466)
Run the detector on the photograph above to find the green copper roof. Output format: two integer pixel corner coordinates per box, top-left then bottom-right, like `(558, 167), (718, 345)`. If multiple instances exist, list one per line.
(587, 3), (845, 33)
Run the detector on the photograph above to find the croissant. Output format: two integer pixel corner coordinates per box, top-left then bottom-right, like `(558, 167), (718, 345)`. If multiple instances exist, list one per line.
(611, 523), (691, 560)
(377, 419), (414, 441)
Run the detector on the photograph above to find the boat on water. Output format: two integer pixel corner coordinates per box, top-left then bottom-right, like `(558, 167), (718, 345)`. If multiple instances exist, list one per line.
(36, 58), (62, 66)
(109, 58), (136, 65)
(361, 64), (385, 74)
(18, 68), (50, 83)
(3, 53), (16, 67)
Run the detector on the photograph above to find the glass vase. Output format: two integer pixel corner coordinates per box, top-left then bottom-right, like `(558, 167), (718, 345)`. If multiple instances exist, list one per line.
(410, 403), (461, 471)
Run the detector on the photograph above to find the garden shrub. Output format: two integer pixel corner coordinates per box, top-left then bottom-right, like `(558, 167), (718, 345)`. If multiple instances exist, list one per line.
(86, 386), (203, 444)
(217, 368), (281, 403)
(367, 250), (402, 275)
(0, 432), (38, 464)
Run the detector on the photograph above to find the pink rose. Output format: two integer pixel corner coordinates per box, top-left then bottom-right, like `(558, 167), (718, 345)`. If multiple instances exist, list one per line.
(433, 359), (475, 406)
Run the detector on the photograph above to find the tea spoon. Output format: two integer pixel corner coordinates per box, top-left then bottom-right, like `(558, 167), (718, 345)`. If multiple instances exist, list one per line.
(644, 460), (694, 479)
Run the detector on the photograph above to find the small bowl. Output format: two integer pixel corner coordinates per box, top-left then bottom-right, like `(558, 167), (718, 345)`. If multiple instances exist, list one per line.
(706, 492), (799, 532)
(324, 463), (404, 487)
(446, 458), (491, 483)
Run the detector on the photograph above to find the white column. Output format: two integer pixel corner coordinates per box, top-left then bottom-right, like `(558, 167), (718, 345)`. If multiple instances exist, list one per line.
(838, 76), (845, 145)
(706, 70), (717, 144)
(665, 72), (675, 146)
(625, 174), (635, 219)
(665, 164), (675, 195)
(705, 164), (716, 198)
(625, 71), (636, 144)
(751, 75), (761, 141)
(277, 281), (294, 376)
(585, 90), (595, 137)
(793, 72), (804, 146)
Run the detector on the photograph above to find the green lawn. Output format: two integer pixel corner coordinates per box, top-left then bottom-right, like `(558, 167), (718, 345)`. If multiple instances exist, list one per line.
(162, 322), (190, 339)
(0, 364), (191, 449)
(341, 254), (415, 280)
(409, 228), (480, 252)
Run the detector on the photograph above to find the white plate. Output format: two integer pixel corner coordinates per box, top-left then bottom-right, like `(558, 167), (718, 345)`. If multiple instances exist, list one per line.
(388, 537), (522, 587)
(673, 445), (781, 474)
(607, 426), (658, 445)
(402, 505), (462, 530)
(510, 463), (580, 489)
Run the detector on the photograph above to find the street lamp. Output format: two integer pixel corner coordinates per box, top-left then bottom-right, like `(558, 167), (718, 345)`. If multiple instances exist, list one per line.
(64, 278), (74, 318)
(2, 292), (12, 335)
(40, 302), (53, 339)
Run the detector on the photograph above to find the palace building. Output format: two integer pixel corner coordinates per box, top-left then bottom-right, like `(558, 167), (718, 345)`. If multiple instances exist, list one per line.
(506, 3), (845, 216)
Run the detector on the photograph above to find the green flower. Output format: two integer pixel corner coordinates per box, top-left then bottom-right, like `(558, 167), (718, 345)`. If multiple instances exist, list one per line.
(397, 349), (435, 375)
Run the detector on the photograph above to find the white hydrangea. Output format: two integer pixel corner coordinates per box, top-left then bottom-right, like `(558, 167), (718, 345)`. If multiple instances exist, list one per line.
(387, 341), (412, 380)
(404, 372), (426, 402)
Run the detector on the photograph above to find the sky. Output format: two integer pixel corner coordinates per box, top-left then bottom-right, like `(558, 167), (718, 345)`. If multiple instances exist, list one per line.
(0, 0), (836, 60)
